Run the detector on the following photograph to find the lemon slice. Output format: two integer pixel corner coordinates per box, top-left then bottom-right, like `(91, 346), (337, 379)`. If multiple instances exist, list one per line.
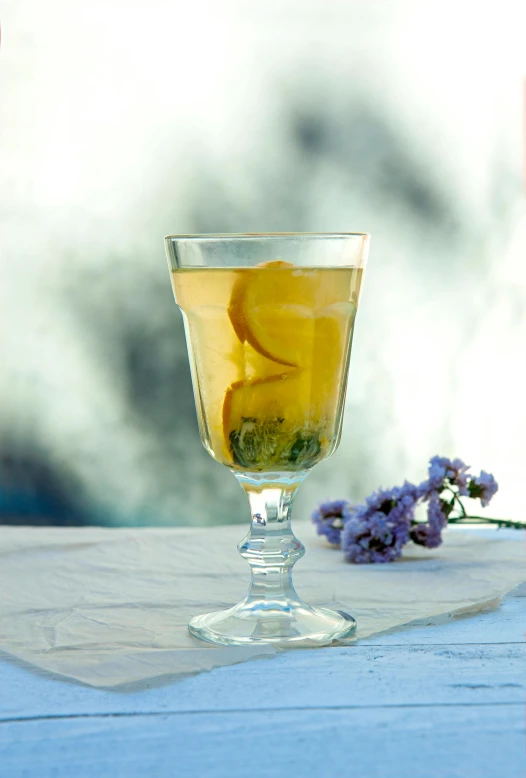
(228, 261), (351, 367)
(228, 260), (296, 365)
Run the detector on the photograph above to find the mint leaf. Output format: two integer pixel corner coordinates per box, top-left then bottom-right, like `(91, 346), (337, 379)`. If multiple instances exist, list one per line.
(229, 417), (323, 470)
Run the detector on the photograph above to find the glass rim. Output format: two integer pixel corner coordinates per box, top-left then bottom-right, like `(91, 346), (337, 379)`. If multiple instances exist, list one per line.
(165, 232), (370, 242)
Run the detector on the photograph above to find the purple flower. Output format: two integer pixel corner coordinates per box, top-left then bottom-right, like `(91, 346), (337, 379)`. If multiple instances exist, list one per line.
(314, 456), (503, 564)
(341, 482), (419, 563)
(427, 490), (449, 530)
(427, 455), (470, 495)
(410, 491), (446, 549)
(469, 471), (499, 508)
(311, 499), (351, 546)
(410, 522), (443, 548)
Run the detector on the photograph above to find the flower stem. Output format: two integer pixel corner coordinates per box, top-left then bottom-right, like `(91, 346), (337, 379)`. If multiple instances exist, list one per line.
(444, 486), (466, 517)
(448, 515), (525, 529)
(456, 497), (467, 517)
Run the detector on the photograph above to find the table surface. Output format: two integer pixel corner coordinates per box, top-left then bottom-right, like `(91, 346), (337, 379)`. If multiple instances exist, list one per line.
(0, 529), (524, 778)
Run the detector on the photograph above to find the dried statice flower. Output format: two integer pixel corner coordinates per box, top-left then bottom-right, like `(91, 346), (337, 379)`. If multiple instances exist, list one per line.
(311, 499), (351, 546)
(341, 482), (419, 564)
(468, 471), (499, 508)
(315, 456), (511, 564)
(427, 455), (470, 496)
(410, 491), (446, 549)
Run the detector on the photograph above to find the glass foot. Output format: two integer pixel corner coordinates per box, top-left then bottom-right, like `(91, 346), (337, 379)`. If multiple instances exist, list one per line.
(188, 599), (356, 647)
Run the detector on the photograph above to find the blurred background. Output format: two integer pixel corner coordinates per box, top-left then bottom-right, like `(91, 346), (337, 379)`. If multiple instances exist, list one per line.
(1, 0), (525, 527)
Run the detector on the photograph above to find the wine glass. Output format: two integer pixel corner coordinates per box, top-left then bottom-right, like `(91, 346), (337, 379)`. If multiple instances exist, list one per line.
(165, 233), (369, 646)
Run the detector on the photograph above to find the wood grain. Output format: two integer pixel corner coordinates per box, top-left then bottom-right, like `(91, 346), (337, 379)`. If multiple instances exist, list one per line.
(1, 706), (524, 778)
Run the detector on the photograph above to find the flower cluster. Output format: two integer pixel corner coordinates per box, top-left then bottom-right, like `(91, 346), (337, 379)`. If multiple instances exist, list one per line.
(426, 456), (470, 495)
(311, 500), (351, 547)
(342, 482), (418, 564)
(409, 491), (444, 550)
(468, 471), (499, 507)
(312, 456), (506, 563)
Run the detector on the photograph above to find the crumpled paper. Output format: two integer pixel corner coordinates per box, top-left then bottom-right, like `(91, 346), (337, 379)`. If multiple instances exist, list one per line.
(0, 523), (524, 687)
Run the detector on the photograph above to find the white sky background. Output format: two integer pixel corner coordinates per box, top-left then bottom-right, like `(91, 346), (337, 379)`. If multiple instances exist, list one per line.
(1, 0), (526, 525)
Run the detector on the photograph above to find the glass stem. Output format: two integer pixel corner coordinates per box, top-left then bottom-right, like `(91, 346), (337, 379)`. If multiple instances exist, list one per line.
(234, 472), (308, 608)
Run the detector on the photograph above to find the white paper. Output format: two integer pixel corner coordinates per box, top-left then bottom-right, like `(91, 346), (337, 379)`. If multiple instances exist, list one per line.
(0, 523), (524, 687)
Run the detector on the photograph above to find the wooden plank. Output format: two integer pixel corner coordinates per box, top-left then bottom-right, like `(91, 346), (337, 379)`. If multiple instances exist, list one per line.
(1, 640), (524, 720)
(360, 587), (526, 646)
(0, 705), (524, 778)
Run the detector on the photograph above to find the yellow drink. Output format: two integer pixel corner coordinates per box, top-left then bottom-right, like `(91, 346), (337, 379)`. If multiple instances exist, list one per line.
(172, 263), (363, 471)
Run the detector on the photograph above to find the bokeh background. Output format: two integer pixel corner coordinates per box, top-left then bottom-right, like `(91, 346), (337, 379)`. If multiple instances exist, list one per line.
(2, 0), (525, 527)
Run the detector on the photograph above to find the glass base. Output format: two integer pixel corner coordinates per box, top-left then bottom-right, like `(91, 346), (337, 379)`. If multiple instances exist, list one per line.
(188, 599), (356, 647)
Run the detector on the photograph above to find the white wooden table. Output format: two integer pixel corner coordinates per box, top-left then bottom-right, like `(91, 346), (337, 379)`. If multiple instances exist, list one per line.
(0, 533), (524, 778)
